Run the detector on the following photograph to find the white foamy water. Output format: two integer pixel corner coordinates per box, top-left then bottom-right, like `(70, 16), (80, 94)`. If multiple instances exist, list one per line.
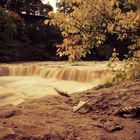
(0, 62), (113, 106)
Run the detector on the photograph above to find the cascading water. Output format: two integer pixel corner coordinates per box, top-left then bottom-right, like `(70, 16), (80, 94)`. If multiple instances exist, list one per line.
(0, 64), (111, 82)
(0, 62), (113, 106)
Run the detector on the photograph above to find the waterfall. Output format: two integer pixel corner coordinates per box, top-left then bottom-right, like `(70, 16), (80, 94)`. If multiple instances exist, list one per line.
(0, 63), (113, 83)
(0, 62), (114, 106)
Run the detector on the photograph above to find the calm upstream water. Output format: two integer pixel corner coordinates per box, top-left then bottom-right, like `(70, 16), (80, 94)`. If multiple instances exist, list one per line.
(0, 61), (113, 106)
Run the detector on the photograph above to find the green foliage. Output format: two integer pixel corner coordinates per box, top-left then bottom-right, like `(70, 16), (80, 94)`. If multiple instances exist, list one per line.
(49, 0), (140, 61)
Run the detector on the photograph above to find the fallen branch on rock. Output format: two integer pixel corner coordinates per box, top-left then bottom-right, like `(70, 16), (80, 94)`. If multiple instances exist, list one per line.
(73, 100), (92, 114)
(54, 87), (71, 97)
(114, 106), (140, 118)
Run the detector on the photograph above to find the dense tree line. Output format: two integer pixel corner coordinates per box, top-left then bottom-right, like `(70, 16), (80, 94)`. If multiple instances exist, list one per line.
(0, 6), (62, 62)
(0, 0), (52, 15)
(0, 0), (140, 62)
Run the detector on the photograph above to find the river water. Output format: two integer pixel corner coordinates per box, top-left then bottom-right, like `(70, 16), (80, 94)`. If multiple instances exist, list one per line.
(0, 61), (113, 106)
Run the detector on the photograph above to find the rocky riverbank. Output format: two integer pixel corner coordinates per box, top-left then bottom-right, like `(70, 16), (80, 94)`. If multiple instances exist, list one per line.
(0, 80), (140, 140)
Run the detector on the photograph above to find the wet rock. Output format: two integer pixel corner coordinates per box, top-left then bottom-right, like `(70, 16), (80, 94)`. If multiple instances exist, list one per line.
(0, 109), (21, 119)
(73, 100), (92, 114)
(77, 104), (92, 114)
(104, 122), (123, 132)
(42, 133), (65, 140)
(93, 121), (104, 128)
(93, 120), (123, 132)
(0, 126), (15, 140)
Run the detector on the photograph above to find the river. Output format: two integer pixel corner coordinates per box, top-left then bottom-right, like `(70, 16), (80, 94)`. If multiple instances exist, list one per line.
(0, 61), (113, 106)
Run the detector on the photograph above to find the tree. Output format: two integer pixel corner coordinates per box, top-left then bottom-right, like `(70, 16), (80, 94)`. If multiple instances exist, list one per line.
(0, 7), (18, 42)
(49, 0), (140, 61)
(0, 6), (62, 62)
(0, 0), (52, 15)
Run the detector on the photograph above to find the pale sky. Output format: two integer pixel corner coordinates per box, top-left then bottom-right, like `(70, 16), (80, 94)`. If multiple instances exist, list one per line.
(41, 0), (59, 13)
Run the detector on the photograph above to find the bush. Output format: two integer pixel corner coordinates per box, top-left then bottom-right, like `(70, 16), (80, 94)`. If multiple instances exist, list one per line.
(108, 44), (140, 83)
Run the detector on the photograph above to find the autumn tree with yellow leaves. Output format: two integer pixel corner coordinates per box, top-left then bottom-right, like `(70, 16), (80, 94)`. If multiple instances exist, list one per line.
(49, 0), (140, 61)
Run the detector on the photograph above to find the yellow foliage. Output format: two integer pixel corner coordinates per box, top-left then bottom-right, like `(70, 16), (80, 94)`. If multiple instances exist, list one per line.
(108, 48), (140, 83)
(49, 0), (140, 61)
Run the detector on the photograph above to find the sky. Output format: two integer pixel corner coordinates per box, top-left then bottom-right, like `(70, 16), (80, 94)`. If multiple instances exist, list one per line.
(41, 0), (59, 13)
